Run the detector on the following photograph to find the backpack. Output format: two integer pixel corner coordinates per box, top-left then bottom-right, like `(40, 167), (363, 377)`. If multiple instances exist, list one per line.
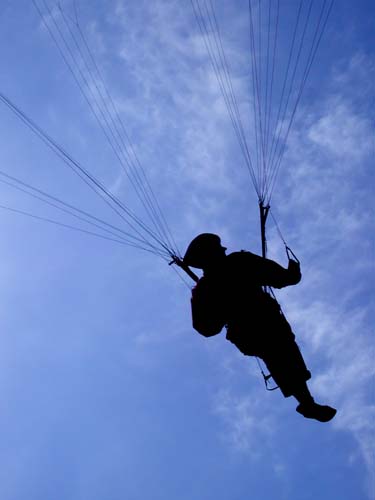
(191, 276), (227, 337)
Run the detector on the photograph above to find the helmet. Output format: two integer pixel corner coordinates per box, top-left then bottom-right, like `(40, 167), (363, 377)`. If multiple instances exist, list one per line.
(183, 233), (224, 269)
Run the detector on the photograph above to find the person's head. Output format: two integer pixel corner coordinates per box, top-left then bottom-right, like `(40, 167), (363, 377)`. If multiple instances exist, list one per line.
(183, 233), (227, 269)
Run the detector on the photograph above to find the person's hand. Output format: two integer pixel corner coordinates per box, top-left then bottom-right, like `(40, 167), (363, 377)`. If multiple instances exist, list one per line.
(288, 259), (301, 282)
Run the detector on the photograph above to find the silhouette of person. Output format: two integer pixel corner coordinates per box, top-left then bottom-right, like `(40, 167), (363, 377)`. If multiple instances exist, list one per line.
(183, 233), (337, 423)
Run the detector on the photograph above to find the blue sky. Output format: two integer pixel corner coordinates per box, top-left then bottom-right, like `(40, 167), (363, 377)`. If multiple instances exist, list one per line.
(0, 1), (374, 499)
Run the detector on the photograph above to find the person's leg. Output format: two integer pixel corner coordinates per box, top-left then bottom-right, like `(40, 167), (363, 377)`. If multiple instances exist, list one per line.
(261, 339), (336, 423)
(261, 337), (311, 398)
(227, 321), (337, 422)
(291, 380), (336, 422)
(292, 381), (314, 405)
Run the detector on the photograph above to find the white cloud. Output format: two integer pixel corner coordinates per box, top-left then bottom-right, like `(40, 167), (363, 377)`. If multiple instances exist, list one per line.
(301, 302), (375, 478)
(212, 387), (278, 456)
(74, 1), (242, 246)
(22, 4), (375, 490)
(2, 3), (374, 499)
(207, 51), (374, 494)
(102, 21), (375, 479)
(308, 101), (373, 161)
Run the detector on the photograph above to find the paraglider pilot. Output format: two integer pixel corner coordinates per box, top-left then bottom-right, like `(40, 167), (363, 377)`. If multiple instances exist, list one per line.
(182, 233), (337, 423)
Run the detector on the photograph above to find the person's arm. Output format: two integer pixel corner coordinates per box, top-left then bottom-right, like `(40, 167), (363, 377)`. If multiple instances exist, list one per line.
(253, 252), (302, 288)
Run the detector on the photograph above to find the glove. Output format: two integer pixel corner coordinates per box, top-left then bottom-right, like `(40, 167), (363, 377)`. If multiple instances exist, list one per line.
(288, 259), (302, 283)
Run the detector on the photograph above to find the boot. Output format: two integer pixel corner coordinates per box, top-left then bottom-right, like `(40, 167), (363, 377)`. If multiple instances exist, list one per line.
(296, 402), (337, 422)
